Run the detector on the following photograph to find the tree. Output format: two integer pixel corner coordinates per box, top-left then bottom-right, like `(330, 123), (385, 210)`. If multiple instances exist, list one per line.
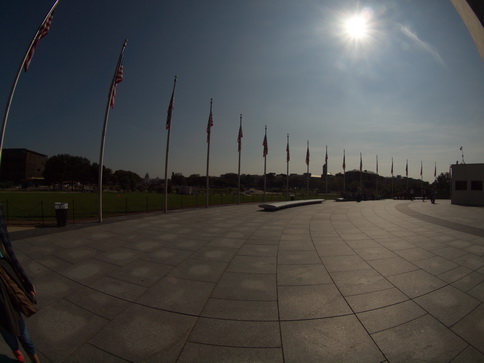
(111, 170), (141, 191)
(171, 172), (187, 186)
(43, 154), (92, 188)
(434, 172), (451, 198)
(187, 174), (204, 187)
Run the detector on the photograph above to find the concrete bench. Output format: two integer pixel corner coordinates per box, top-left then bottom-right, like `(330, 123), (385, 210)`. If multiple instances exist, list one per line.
(259, 199), (325, 211)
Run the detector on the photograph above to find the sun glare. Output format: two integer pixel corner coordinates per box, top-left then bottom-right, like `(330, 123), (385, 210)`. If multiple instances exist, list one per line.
(339, 7), (375, 45)
(344, 15), (368, 40)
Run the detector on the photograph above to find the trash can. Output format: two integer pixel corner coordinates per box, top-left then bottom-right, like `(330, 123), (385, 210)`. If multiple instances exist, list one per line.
(54, 202), (68, 227)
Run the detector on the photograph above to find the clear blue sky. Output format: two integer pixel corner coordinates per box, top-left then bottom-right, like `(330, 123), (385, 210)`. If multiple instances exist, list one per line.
(1, 0), (483, 181)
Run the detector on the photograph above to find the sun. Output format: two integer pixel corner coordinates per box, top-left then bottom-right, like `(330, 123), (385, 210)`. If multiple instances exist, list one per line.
(338, 7), (375, 46)
(344, 14), (369, 40)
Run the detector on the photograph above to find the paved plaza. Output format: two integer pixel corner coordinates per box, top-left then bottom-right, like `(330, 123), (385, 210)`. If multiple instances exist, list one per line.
(1, 199), (484, 362)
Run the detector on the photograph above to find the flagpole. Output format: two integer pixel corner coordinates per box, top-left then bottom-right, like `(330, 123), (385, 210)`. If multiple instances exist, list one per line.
(360, 153), (363, 191)
(263, 125), (267, 202)
(434, 162), (437, 200)
(406, 159), (409, 193)
(343, 149), (346, 195)
(237, 114), (243, 205)
(420, 160), (423, 199)
(205, 98), (213, 208)
(325, 145), (328, 195)
(164, 76), (177, 213)
(286, 134), (290, 200)
(0, 0), (61, 168)
(98, 39), (127, 223)
(306, 140), (310, 193)
(391, 157), (394, 199)
(376, 155), (378, 196)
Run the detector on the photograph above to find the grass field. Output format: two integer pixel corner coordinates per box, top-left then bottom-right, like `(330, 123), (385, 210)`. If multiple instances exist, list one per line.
(0, 190), (298, 225)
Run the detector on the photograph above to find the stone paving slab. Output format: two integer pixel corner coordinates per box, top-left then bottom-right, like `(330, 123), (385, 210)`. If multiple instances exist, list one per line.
(2, 199), (484, 362)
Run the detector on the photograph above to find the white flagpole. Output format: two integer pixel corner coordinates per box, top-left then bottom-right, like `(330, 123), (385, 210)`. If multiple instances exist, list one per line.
(205, 98), (213, 208)
(98, 39), (127, 223)
(164, 76), (177, 213)
(0, 0), (61, 168)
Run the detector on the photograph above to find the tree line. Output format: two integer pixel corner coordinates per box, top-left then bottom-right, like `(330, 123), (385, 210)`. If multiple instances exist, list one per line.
(42, 154), (141, 191)
(39, 154), (451, 199)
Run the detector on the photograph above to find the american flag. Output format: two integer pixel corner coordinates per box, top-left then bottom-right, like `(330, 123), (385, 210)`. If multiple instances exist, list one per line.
(391, 158), (394, 176)
(376, 155), (378, 174)
(420, 161), (423, 177)
(286, 142), (290, 162)
(237, 124), (243, 152)
(166, 88), (175, 130)
(434, 162), (437, 177)
(206, 100), (213, 143)
(305, 145), (310, 166)
(24, 13), (54, 72)
(109, 65), (124, 109)
(406, 160), (408, 177)
(263, 134), (268, 157)
(360, 153), (363, 172)
(342, 150), (345, 171)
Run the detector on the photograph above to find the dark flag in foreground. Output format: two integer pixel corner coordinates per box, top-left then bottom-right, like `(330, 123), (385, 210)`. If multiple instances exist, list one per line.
(237, 123), (243, 151)
(391, 158), (394, 176)
(360, 153), (363, 172)
(263, 133), (268, 157)
(342, 150), (346, 171)
(286, 137), (290, 162)
(24, 13), (54, 72)
(306, 143), (310, 165)
(166, 76), (177, 130)
(109, 64), (124, 109)
(206, 99), (213, 143)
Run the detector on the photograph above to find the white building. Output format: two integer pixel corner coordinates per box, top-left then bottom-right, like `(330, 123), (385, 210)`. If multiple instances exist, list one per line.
(451, 163), (484, 206)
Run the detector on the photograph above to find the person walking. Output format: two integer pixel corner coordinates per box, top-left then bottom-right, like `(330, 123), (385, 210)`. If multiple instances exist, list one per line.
(0, 207), (40, 363)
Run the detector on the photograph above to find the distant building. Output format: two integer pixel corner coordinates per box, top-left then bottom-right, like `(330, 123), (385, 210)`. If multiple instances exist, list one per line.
(0, 148), (47, 183)
(451, 163), (484, 206)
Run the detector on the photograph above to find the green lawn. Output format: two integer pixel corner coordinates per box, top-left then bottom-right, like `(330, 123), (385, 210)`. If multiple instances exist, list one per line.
(0, 191), (298, 225)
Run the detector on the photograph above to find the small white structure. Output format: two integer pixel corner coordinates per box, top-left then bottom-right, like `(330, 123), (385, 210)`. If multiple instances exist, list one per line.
(451, 163), (484, 206)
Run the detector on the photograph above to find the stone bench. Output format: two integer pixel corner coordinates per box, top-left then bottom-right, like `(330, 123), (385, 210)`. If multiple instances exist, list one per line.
(259, 199), (325, 211)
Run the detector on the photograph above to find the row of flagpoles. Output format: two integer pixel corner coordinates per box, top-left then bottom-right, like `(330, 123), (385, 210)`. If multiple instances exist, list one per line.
(0, 1), (440, 223)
